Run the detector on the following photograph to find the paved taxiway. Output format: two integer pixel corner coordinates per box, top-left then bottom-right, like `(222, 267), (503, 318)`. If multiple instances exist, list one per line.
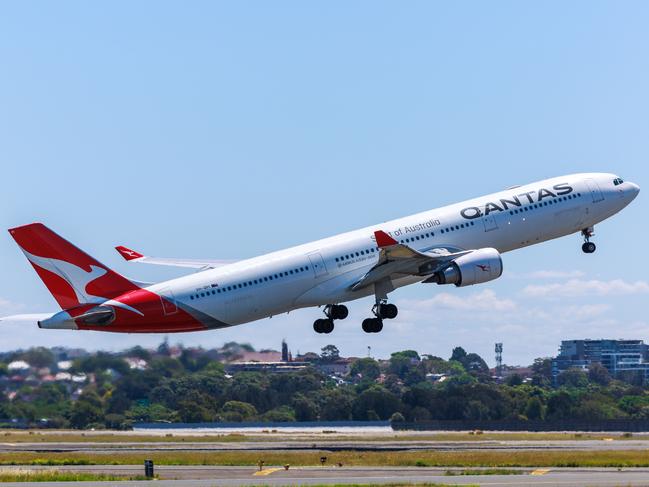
(5, 438), (649, 453)
(3, 465), (649, 486)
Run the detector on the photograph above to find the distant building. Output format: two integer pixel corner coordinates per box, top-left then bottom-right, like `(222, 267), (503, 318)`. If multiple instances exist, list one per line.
(316, 358), (352, 376)
(552, 339), (649, 384)
(224, 361), (310, 374)
(235, 351), (282, 362)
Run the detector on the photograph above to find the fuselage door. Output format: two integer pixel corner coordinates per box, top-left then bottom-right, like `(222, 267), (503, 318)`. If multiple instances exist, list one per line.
(482, 213), (499, 232)
(585, 178), (604, 203)
(159, 287), (178, 315)
(307, 252), (328, 278)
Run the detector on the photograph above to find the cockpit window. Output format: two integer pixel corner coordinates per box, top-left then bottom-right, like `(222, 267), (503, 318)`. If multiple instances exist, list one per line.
(613, 177), (624, 186)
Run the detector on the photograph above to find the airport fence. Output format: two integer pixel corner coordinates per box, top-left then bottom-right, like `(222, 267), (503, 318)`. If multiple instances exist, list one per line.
(392, 419), (649, 432)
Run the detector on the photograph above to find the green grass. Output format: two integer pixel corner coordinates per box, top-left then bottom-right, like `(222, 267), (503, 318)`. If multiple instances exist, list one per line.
(0, 469), (150, 482)
(0, 431), (248, 443)
(2, 449), (649, 468)
(443, 469), (524, 476)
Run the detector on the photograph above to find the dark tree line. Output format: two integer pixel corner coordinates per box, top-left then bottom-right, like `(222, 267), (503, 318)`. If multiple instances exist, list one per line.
(2, 345), (649, 429)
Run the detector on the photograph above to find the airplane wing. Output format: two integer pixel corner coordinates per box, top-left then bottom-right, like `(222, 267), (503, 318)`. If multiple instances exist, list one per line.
(350, 231), (470, 291)
(115, 246), (236, 270)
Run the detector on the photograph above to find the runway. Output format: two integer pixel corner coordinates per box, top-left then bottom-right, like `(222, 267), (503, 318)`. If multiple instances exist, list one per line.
(3, 465), (649, 486)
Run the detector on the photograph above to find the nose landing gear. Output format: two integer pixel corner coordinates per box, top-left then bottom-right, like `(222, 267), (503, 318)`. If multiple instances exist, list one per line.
(581, 227), (596, 254)
(313, 304), (348, 334)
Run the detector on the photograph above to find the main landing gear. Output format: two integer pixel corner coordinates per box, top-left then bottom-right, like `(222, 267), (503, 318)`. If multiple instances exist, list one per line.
(362, 301), (398, 333)
(581, 227), (596, 254)
(313, 304), (348, 334)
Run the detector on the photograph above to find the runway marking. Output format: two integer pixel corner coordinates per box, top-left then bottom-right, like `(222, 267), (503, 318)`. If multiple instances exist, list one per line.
(530, 468), (551, 475)
(253, 467), (282, 476)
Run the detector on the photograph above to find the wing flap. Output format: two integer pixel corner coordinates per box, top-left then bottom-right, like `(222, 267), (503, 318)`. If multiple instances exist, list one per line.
(350, 231), (470, 291)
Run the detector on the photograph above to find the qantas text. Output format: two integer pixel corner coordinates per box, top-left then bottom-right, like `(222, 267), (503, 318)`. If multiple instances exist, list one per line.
(460, 183), (573, 220)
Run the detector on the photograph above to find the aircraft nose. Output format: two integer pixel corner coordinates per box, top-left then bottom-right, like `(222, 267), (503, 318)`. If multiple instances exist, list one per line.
(627, 182), (640, 199)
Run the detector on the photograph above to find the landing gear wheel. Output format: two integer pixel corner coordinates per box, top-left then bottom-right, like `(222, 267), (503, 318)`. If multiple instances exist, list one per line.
(313, 318), (334, 334)
(330, 304), (349, 320)
(582, 242), (596, 254)
(362, 317), (383, 333)
(322, 318), (334, 333)
(378, 303), (398, 319)
(373, 318), (383, 333)
(362, 318), (373, 333)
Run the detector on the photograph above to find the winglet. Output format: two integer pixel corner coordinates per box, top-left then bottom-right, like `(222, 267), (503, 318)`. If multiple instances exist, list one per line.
(374, 230), (398, 248)
(115, 246), (144, 261)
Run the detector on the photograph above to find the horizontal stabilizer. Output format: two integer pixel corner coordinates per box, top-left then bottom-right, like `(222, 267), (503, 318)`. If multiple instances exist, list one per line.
(115, 245), (236, 270)
(0, 313), (55, 326)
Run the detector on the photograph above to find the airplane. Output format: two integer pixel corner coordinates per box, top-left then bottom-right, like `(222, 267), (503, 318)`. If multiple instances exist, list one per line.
(1, 172), (640, 335)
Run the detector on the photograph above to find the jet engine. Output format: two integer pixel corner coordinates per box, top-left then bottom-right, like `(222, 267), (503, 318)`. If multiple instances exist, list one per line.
(424, 248), (503, 287)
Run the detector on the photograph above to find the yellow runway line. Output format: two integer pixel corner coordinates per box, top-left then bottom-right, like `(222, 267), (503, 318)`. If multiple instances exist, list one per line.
(253, 467), (282, 476)
(530, 468), (551, 475)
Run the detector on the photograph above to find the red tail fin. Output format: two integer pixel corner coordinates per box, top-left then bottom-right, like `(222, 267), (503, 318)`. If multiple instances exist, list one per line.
(8, 223), (140, 310)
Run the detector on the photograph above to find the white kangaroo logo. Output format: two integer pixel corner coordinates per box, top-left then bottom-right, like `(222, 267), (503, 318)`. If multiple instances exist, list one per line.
(22, 249), (143, 316)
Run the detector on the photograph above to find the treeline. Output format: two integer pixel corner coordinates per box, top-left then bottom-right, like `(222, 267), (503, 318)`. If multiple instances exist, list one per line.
(2, 345), (649, 429)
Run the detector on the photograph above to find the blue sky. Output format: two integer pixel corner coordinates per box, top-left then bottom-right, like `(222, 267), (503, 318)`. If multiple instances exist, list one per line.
(0, 2), (647, 365)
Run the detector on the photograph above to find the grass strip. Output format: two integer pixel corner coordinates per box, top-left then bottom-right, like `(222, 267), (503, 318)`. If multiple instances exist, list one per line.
(1, 449), (649, 467)
(0, 470), (150, 482)
(444, 469), (524, 476)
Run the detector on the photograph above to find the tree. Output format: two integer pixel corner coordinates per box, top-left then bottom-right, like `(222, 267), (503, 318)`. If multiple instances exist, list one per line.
(221, 401), (257, 421)
(21, 348), (55, 369)
(349, 358), (380, 381)
(352, 385), (401, 420)
(388, 351), (420, 379)
(557, 368), (589, 388)
(291, 393), (319, 421)
(524, 396), (545, 420)
(450, 347), (467, 362)
(505, 374), (523, 387)
(390, 412), (405, 423)
(546, 390), (575, 420)
(320, 345), (340, 363)
(69, 391), (103, 429)
(531, 357), (553, 386)
(319, 388), (355, 420)
(261, 405), (296, 422)
(464, 400), (490, 420)
(588, 363), (611, 386)
(461, 353), (490, 381)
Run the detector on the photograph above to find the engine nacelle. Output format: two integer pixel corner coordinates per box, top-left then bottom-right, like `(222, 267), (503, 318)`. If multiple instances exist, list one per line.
(427, 248), (503, 287)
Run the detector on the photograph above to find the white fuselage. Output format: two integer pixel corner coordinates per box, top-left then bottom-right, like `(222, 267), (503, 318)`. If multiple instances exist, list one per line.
(148, 172), (639, 327)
